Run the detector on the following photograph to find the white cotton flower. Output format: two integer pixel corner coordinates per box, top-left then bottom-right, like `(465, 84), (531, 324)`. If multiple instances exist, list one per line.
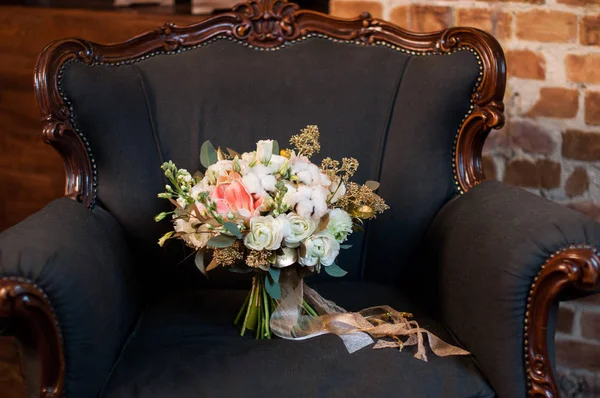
(268, 155), (287, 173)
(284, 213), (316, 248)
(256, 140), (274, 165)
(298, 231), (340, 267)
(244, 215), (290, 251)
(174, 219), (211, 249)
(190, 177), (214, 199)
(242, 173), (263, 196)
(326, 209), (353, 243)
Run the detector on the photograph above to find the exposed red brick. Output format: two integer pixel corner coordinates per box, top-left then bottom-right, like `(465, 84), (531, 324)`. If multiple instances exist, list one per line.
(581, 15), (600, 46)
(556, 340), (600, 371)
(482, 156), (497, 180)
(389, 6), (409, 28)
(516, 10), (577, 43)
(565, 167), (589, 198)
(329, 1), (383, 19)
(410, 5), (452, 33)
(527, 88), (579, 119)
(567, 202), (600, 223)
(558, 306), (576, 334)
(456, 8), (512, 40)
(585, 91), (600, 126)
(566, 54), (600, 84)
(558, 0), (600, 5)
(506, 50), (545, 80)
(476, 0), (543, 3)
(582, 311), (600, 341)
(508, 120), (556, 155)
(562, 130), (600, 161)
(483, 125), (510, 153)
(503, 159), (561, 189)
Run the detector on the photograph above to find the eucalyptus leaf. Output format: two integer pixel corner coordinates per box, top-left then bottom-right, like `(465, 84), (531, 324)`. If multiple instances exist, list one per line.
(268, 267), (281, 283)
(324, 263), (348, 277)
(364, 180), (381, 191)
(265, 276), (281, 300)
(194, 249), (207, 276)
(272, 140), (280, 155)
(207, 234), (235, 248)
(223, 222), (242, 239)
(200, 140), (218, 169)
(206, 258), (219, 272)
(340, 244), (353, 249)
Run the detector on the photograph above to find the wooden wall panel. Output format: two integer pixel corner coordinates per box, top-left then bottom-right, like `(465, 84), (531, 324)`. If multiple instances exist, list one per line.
(0, 6), (204, 231)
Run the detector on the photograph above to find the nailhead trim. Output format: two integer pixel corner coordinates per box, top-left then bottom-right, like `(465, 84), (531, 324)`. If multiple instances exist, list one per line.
(58, 34), (484, 206)
(523, 244), (599, 393)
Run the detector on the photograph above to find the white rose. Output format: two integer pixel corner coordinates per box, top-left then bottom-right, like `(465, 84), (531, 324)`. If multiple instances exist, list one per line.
(244, 215), (290, 251)
(326, 209), (353, 243)
(299, 231), (340, 267)
(256, 140), (274, 165)
(284, 213), (316, 248)
(206, 160), (234, 184)
(174, 219), (211, 249)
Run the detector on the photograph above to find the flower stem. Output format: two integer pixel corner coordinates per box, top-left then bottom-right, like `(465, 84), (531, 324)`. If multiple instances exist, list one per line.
(241, 276), (257, 336)
(234, 291), (251, 325)
(256, 277), (263, 340)
(262, 280), (271, 339)
(302, 300), (319, 317)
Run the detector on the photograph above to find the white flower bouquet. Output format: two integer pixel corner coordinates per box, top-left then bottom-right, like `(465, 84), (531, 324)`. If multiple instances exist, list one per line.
(156, 126), (469, 359)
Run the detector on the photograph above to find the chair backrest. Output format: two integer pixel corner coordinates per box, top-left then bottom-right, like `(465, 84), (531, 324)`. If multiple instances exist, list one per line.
(35, 0), (505, 286)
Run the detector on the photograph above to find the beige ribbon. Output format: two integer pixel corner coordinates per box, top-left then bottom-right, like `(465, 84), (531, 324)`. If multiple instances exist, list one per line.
(269, 269), (470, 361)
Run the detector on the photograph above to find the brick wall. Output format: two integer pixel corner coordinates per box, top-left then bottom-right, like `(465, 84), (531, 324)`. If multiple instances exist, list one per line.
(329, 0), (600, 395)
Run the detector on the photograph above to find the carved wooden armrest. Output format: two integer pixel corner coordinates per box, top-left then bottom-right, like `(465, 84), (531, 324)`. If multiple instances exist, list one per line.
(0, 278), (64, 398)
(525, 246), (600, 398)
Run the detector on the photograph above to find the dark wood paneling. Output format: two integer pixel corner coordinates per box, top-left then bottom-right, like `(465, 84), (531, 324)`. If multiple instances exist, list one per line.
(0, 6), (205, 231)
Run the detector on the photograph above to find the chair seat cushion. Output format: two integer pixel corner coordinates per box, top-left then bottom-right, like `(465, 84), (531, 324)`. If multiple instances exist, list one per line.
(100, 282), (494, 398)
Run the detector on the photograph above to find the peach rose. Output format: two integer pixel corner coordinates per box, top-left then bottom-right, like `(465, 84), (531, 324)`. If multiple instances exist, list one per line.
(210, 174), (263, 218)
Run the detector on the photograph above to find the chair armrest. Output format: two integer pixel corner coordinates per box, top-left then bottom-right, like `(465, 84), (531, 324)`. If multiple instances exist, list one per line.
(420, 181), (600, 398)
(0, 198), (140, 398)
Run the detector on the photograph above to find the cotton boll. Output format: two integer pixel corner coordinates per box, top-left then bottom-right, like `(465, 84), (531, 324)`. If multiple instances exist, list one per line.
(242, 173), (263, 195)
(296, 170), (313, 185)
(296, 200), (314, 219)
(311, 186), (328, 219)
(261, 174), (277, 192)
(307, 164), (322, 186)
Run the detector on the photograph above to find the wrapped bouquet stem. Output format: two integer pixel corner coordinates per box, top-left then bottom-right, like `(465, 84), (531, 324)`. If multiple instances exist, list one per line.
(156, 125), (469, 359)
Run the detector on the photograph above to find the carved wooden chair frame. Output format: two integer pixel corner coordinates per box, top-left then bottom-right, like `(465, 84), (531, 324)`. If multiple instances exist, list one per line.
(1, 1), (598, 396)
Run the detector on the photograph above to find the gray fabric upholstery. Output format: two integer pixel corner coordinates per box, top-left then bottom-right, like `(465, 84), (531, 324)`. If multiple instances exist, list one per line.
(0, 198), (139, 397)
(100, 282), (494, 398)
(62, 37), (480, 287)
(419, 181), (600, 397)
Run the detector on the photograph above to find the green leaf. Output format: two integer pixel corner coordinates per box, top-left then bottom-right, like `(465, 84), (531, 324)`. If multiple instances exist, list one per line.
(272, 140), (280, 155)
(194, 249), (207, 276)
(340, 244), (353, 249)
(207, 234), (235, 248)
(268, 267), (280, 283)
(324, 263), (347, 277)
(265, 276), (281, 300)
(200, 140), (218, 169)
(223, 222), (242, 239)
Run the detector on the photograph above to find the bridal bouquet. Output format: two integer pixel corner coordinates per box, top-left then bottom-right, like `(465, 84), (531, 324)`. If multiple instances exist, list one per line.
(155, 126), (469, 360)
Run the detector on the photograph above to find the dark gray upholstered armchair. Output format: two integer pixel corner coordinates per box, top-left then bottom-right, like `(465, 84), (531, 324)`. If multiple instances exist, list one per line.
(1, 1), (599, 397)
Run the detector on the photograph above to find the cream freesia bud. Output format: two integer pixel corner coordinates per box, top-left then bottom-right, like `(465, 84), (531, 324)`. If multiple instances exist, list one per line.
(256, 140), (274, 165)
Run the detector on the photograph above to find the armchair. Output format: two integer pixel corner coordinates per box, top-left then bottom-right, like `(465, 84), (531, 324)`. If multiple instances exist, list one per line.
(1, 1), (599, 396)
